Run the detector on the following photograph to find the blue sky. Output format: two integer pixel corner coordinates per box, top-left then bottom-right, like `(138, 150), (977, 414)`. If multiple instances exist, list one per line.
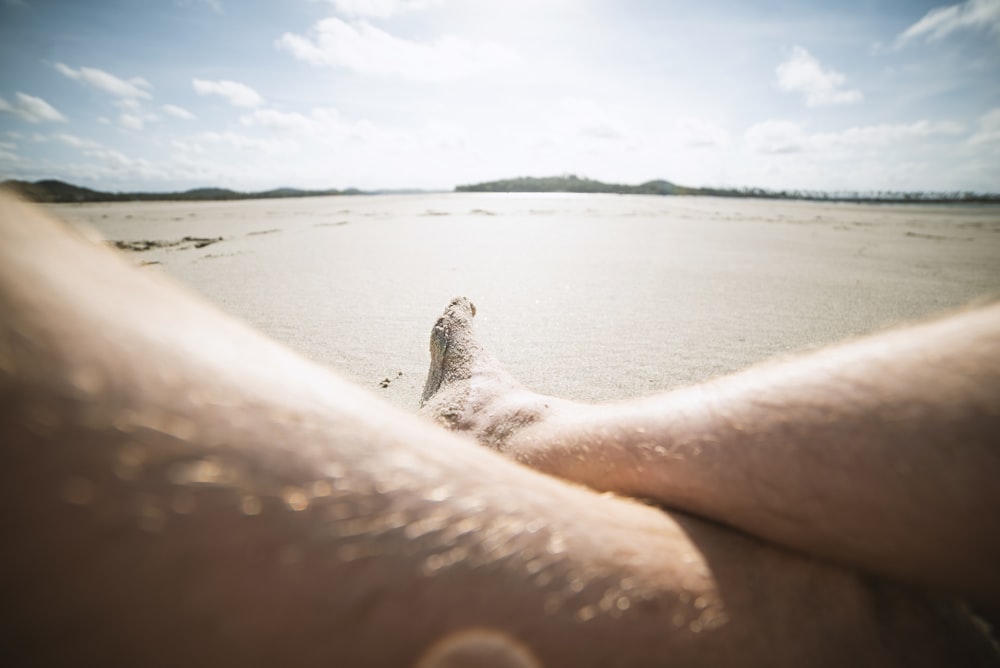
(0, 0), (998, 192)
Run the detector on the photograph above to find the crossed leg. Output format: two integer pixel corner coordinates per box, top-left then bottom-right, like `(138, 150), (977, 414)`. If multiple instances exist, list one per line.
(1, 194), (997, 666)
(418, 296), (1000, 615)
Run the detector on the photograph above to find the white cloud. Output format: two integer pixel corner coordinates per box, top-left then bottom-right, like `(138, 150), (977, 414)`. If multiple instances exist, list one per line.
(24, 134), (198, 187)
(745, 119), (965, 154)
(54, 63), (152, 99)
(896, 0), (1000, 46)
(162, 104), (196, 120)
(240, 107), (406, 148)
(171, 139), (207, 155)
(53, 133), (134, 166)
(114, 98), (142, 111)
(831, 120), (965, 146)
(119, 113), (144, 130)
(241, 108), (323, 134)
(0, 93), (68, 123)
(276, 18), (517, 82)
(0, 141), (18, 161)
(192, 78), (264, 107)
(322, 0), (442, 18)
(745, 120), (810, 154)
(108, 99), (159, 129)
(198, 130), (294, 153)
(423, 119), (468, 150)
(673, 117), (730, 148)
(549, 98), (629, 141)
(968, 107), (1000, 145)
(775, 46), (862, 107)
(54, 133), (103, 150)
(175, 0), (223, 14)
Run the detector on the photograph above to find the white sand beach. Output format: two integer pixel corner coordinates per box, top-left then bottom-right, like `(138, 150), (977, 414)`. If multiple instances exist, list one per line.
(50, 194), (1000, 410)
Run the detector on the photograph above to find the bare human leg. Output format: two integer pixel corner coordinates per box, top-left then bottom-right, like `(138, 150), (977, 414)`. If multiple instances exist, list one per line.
(417, 294), (1000, 615)
(1, 194), (996, 666)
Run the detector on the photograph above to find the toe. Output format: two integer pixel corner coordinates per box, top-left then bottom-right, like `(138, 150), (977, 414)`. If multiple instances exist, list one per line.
(421, 297), (479, 406)
(446, 296), (476, 320)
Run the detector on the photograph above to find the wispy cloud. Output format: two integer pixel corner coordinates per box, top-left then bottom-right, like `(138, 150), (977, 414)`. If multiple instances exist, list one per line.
(54, 63), (152, 99)
(110, 98), (160, 130)
(119, 113), (144, 130)
(895, 0), (1000, 46)
(673, 117), (730, 148)
(174, 0), (223, 14)
(162, 104), (196, 120)
(277, 18), (517, 82)
(745, 120), (809, 154)
(548, 98), (629, 142)
(240, 107), (402, 147)
(0, 93), (68, 123)
(198, 130), (294, 153)
(54, 133), (103, 150)
(0, 140), (18, 161)
(833, 120), (965, 145)
(322, 0), (442, 19)
(745, 119), (965, 154)
(192, 78), (264, 107)
(170, 139), (207, 155)
(968, 107), (1000, 145)
(241, 108), (326, 134)
(775, 47), (862, 107)
(54, 132), (134, 166)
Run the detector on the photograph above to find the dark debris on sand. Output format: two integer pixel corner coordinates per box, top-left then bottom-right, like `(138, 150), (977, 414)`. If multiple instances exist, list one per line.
(109, 236), (223, 252)
(379, 371), (404, 389)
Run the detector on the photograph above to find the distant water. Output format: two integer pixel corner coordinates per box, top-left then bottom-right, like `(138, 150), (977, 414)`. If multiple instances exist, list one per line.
(53, 193), (1000, 409)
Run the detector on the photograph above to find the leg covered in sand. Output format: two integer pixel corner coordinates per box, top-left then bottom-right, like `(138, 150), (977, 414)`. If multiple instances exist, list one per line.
(419, 295), (1000, 612)
(420, 297), (579, 450)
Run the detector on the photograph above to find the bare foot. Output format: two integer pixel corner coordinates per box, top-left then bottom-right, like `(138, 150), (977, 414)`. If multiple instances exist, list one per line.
(419, 297), (572, 451)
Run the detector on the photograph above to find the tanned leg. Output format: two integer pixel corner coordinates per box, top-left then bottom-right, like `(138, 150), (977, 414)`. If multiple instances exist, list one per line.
(1, 194), (996, 667)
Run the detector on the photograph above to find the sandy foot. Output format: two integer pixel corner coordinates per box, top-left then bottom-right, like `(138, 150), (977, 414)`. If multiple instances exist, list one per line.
(419, 297), (568, 452)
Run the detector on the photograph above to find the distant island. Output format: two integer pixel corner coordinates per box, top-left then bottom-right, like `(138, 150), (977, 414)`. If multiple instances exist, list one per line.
(456, 175), (1000, 204)
(2, 175), (998, 204)
(0, 179), (363, 204)
(457, 175), (683, 196)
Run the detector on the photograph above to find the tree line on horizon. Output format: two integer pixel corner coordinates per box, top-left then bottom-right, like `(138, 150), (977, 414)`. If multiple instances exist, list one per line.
(0, 179), (360, 204)
(2, 175), (998, 205)
(455, 175), (1000, 204)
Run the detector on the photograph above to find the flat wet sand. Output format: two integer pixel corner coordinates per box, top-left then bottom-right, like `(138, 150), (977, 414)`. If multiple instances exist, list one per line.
(50, 194), (1000, 409)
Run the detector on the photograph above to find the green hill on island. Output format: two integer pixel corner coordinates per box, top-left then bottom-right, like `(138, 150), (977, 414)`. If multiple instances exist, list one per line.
(456, 175), (998, 203)
(456, 175), (682, 195)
